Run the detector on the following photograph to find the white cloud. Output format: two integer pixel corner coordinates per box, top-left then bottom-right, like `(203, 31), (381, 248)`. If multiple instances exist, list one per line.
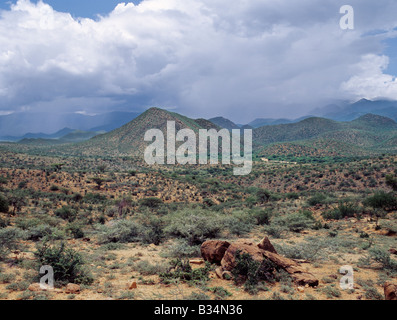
(341, 54), (397, 100)
(0, 0), (397, 122)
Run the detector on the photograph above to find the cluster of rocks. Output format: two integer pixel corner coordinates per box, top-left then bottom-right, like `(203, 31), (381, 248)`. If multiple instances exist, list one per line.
(200, 237), (319, 287)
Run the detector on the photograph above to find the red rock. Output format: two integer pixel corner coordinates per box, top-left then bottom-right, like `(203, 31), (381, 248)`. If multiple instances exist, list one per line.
(221, 240), (265, 271)
(28, 283), (42, 292)
(384, 282), (397, 300)
(129, 282), (137, 290)
(201, 240), (231, 264)
(257, 236), (277, 254)
(65, 283), (81, 294)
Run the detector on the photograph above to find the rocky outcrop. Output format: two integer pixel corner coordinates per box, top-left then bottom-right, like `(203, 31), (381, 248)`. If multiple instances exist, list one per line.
(257, 237), (277, 254)
(201, 236), (319, 287)
(221, 240), (265, 271)
(384, 282), (397, 300)
(201, 240), (231, 264)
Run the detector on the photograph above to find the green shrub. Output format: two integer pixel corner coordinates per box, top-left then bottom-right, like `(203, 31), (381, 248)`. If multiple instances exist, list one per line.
(159, 259), (211, 285)
(139, 197), (163, 209)
(364, 287), (384, 300)
(307, 193), (327, 206)
(359, 247), (397, 271)
(34, 242), (93, 285)
(133, 260), (170, 276)
(364, 191), (397, 211)
(256, 189), (271, 204)
(137, 214), (165, 245)
(271, 211), (316, 233)
(65, 223), (85, 239)
(163, 239), (201, 259)
(96, 220), (142, 244)
(232, 251), (278, 295)
(252, 208), (272, 225)
(27, 225), (64, 241)
(54, 206), (77, 222)
(385, 174), (397, 191)
(322, 201), (360, 220)
(322, 285), (341, 298)
(165, 209), (223, 245)
(83, 193), (107, 204)
(0, 228), (24, 260)
(225, 210), (255, 236)
(208, 286), (232, 299)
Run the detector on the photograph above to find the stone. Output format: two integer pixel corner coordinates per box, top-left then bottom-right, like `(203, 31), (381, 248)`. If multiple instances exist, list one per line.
(389, 249), (397, 255)
(201, 240), (231, 264)
(215, 267), (224, 279)
(222, 271), (233, 280)
(65, 283), (81, 294)
(257, 237), (277, 254)
(28, 283), (43, 292)
(262, 251), (319, 287)
(297, 286), (305, 293)
(384, 282), (397, 300)
(221, 240), (265, 271)
(129, 282), (137, 290)
(189, 259), (204, 265)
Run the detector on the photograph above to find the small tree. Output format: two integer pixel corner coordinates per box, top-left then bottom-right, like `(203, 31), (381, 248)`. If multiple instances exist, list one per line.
(0, 228), (23, 260)
(8, 192), (27, 215)
(256, 189), (271, 204)
(91, 177), (105, 190)
(364, 191), (397, 212)
(34, 242), (93, 285)
(0, 194), (9, 213)
(385, 175), (397, 191)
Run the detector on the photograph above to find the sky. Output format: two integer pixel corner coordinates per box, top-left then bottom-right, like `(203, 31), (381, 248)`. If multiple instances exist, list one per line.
(0, 0), (397, 123)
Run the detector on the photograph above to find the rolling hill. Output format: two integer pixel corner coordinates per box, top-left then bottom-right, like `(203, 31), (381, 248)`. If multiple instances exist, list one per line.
(255, 114), (397, 157)
(209, 117), (240, 130)
(59, 108), (221, 157)
(3, 108), (396, 160)
(313, 99), (397, 122)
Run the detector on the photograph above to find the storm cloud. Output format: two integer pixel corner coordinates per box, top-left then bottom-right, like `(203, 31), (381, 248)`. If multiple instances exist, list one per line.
(0, 0), (397, 122)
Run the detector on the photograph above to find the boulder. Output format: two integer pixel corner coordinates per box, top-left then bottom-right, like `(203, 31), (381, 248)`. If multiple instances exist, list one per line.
(28, 283), (43, 292)
(257, 237), (277, 254)
(263, 251), (318, 287)
(204, 237), (319, 287)
(221, 240), (265, 271)
(65, 283), (81, 294)
(201, 240), (230, 264)
(384, 282), (397, 300)
(129, 282), (137, 290)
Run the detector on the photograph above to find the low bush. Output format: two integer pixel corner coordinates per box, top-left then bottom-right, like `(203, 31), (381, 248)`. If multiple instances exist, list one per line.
(232, 251), (278, 295)
(54, 206), (77, 222)
(0, 228), (24, 260)
(96, 220), (142, 244)
(165, 209), (223, 245)
(159, 259), (211, 285)
(34, 242), (93, 285)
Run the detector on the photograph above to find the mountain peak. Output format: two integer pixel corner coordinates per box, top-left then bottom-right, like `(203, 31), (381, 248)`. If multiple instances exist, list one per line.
(353, 113), (396, 126)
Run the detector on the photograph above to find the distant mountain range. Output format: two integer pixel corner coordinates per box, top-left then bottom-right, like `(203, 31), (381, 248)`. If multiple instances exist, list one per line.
(0, 111), (140, 140)
(8, 107), (394, 160)
(312, 98), (397, 122)
(1, 98), (396, 140)
(17, 129), (106, 145)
